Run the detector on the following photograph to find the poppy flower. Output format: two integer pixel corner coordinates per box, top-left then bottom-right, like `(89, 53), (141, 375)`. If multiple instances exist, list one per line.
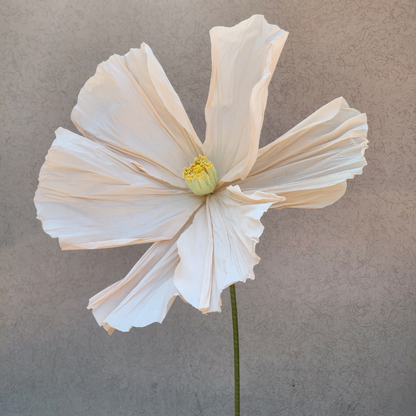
(34, 15), (368, 334)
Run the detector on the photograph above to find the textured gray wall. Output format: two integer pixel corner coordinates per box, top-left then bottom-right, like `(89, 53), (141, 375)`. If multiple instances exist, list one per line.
(1, 0), (415, 415)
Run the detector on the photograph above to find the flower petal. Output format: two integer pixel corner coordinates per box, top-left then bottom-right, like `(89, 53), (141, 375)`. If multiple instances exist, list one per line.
(88, 238), (180, 333)
(239, 97), (368, 209)
(71, 44), (202, 188)
(203, 15), (288, 184)
(34, 128), (203, 250)
(174, 186), (281, 313)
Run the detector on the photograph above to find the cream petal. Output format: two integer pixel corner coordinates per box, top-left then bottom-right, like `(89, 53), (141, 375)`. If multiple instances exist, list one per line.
(71, 43), (202, 188)
(174, 186), (281, 313)
(203, 15), (288, 184)
(239, 97), (368, 209)
(268, 182), (348, 209)
(34, 128), (203, 250)
(88, 238), (180, 333)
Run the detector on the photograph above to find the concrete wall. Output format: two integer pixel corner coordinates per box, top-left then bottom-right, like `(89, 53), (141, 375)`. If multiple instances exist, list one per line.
(1, 0), (415, 415)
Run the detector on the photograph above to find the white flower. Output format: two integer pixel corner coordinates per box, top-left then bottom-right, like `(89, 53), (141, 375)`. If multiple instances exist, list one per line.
(34, 15), (368, 334)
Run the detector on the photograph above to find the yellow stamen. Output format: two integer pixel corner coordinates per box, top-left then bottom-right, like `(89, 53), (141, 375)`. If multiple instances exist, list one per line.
(183, 155), (218, 196)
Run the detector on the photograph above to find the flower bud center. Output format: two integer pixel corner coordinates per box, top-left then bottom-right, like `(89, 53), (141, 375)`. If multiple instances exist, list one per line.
(183, 155), (218, 196)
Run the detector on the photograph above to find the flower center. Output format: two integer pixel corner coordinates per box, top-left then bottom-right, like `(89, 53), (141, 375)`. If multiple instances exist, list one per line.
(183, 155), (218, 196)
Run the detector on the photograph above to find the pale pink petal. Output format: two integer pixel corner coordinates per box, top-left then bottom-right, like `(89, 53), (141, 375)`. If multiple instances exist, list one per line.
(88, 238), (180, 333)
(174, 186), (282, 313)
(239, 97), (368, 209)
(71, 44), (202, 188)
(34, 128), (203, 250)
(203, 14), (288, 184)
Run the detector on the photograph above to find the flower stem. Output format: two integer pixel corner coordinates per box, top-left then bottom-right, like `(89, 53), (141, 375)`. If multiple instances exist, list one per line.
(229, 284), (240, 416)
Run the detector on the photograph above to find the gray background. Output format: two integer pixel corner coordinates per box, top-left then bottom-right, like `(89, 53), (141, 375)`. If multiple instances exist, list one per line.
(1, 0), (415, 415)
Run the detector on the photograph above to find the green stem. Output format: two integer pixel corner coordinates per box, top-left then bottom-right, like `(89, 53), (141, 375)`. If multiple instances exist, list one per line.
(229, 284), (240, 416)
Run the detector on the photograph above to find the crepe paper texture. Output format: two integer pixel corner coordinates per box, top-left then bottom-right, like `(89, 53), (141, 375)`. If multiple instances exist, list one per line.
(34, 15), (368, 335)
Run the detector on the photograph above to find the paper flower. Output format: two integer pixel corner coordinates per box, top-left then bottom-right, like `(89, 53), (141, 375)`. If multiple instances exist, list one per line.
(34, 15), (368, 334)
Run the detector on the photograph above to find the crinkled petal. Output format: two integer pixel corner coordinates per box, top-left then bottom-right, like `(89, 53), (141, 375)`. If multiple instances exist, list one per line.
(34, 128), (203, 250)
(88, 238), (180, 333)
(203, 14), (288, 184)
(239, 97), (368, 208)
(173, 186), (282, 313)
(71, 43), (202, 188)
